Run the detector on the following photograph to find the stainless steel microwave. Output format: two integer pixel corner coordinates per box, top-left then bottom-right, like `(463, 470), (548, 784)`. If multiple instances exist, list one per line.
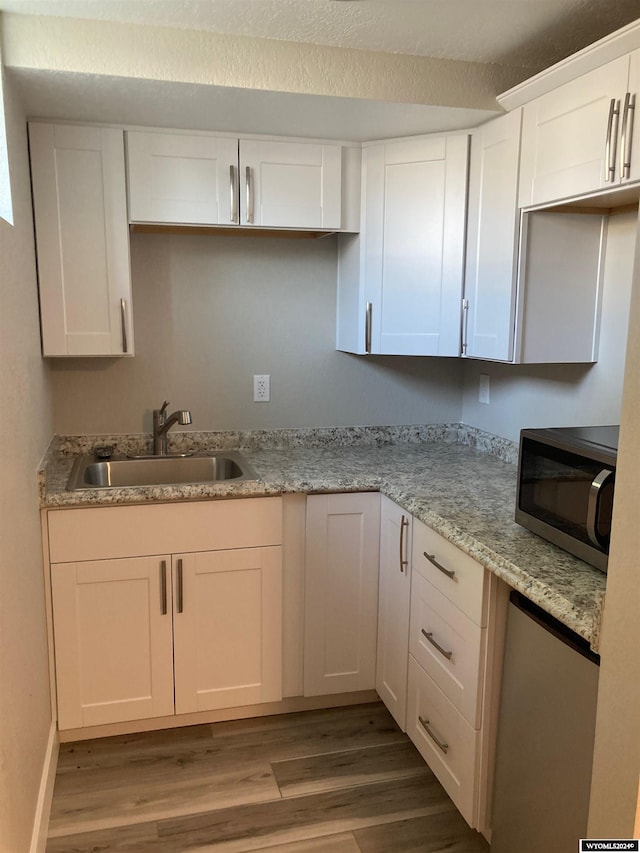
(515, 426), (618, 573)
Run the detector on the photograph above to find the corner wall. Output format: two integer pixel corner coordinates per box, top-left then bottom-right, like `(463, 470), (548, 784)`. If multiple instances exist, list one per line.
(0, 61), (54, 852)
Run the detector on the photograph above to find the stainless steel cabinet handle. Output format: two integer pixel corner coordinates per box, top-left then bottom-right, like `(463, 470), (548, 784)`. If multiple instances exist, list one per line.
(120, 298), (128, 354)
(399, 515), (409, 573)
(230, 164), (238, 222)
(621, 92), (636, 180)
(586, 468), (615, 549)
(176, 558), (184, 613)
(365, 302), (372, 354)
(245, 166), (253, 223)
(418, 716), (449, 754)
(423, 551), (455, 580)
(461, 298), (469, 354)
(605, 97), (620, 182)
(421, 628), (453, 661)
(160, 560), (168, 615)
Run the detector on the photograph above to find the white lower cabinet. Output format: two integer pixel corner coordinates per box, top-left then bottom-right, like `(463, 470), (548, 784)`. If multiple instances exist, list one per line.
(376, 496), (412, 730)
(51, 556), (175, 729)
(172, 547), (282, 714)
(407, 655), (480, 826)
(304, 493), (380, 696)
(48, 498), (283, 731)
(406, 518), (488, 828)
(375, 507), (498, 833)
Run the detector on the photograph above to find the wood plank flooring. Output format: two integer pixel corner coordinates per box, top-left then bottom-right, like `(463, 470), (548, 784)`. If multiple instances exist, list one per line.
(46, 702), (489, 852)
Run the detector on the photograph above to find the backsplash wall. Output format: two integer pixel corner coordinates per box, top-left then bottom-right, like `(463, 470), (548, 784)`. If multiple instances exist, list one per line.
(51, 232), (464, 434)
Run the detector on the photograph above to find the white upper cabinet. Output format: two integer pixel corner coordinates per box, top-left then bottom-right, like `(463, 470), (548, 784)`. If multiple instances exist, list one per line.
(519, 50), (640, 207)
(464, 110), (522, 362)
(127, 131), (238, 225)
(239, 139), (342, 229)
(29, 123), (134, 357)
(127, 131), (343, 230)
(337, 133), (469, 356)
(465, 108), (607, 365)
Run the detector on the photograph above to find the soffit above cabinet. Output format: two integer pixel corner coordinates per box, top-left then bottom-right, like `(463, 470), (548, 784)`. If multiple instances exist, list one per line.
(10, 70), (499, 143)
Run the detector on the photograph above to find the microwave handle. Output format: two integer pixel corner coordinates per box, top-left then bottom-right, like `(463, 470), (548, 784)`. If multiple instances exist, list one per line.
(586, 468), (615, 548)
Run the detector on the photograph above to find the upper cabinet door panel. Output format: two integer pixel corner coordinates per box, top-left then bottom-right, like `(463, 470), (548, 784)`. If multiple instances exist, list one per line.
(127, 131), (239, 225)
(239, 139), (342, 229)
(519, 56), (631, 206)
(364, 134), (468, 356)
(464, 110), (522, 362)
(29, 123), (133, 357)
(624, 49), (640, 184)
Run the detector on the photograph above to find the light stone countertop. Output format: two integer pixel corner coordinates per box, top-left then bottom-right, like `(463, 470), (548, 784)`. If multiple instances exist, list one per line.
(39, 425), (607, 651)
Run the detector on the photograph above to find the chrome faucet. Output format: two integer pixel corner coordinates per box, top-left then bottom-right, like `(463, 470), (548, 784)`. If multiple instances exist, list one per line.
(152, 401), (192, 455)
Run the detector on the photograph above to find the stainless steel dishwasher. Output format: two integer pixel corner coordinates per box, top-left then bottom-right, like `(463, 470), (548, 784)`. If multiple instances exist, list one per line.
(491, 590), (600, 853)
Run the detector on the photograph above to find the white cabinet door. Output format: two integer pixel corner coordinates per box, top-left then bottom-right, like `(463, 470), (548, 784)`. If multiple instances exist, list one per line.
(362, 134), (468, 355)
(51, 556), (174, 730)
(464, 111), (522, 362)
(304, 493), (380, 696)
(519, 55), (631, 206)
(623, 49), (640, 184)
(173, 547), (282, 714)
(376, 497), (412, 730)
(239, 139), (341, 229)
(29, 123), (133, 357)
(127, 131), (239, 225)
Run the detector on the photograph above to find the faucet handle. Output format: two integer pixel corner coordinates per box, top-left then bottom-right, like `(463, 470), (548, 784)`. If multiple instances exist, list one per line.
(159, 400), (170, 415)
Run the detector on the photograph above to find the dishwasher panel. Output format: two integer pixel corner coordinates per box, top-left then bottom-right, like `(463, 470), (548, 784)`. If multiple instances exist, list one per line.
(491, 590), (600, 853)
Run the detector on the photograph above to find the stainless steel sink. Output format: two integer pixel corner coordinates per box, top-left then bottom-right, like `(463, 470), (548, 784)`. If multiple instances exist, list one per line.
(66, 451), (257, 490)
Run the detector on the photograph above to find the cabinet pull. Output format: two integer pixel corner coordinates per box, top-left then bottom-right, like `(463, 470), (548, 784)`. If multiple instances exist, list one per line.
(120, 298), (129, 354)
(621, 92), (636, 180)
(461, 298), (469, 354)
(421, 628), (453, 661)
(160, 560), (168, 615)
(245, 166), (254, 223)
(230, 164), (238, 222)
(423, 551), (456, 580)
(177, 558), (184, 613)
(418, 715), (449, 754)
(399, 515), (409, 573)
(365, 302), (372, 354)
(605, 97), (620, 182)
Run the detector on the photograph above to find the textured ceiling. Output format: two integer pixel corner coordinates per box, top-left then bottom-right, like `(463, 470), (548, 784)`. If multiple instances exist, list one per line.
(1, 0), (639, 70)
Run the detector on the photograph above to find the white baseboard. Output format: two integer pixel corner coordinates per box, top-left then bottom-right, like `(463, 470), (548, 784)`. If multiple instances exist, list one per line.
(29, 722), (59, 853)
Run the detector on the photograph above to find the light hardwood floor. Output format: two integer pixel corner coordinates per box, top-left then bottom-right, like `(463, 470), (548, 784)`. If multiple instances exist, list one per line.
(46, 702), (490, 852)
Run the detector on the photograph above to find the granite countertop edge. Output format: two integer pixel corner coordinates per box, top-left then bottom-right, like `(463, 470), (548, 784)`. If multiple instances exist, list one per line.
(38, 425), (606, 651)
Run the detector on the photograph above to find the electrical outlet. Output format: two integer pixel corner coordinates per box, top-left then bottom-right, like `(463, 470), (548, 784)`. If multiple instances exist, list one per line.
(479, 374), (490, 405)
(253, 374), (270, 402)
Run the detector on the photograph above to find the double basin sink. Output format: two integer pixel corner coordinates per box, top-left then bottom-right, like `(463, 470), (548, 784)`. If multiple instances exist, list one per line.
(67, 451), (257, 490)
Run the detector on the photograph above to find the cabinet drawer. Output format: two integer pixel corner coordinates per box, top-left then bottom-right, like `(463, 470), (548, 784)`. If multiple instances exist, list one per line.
(412, 519), (487, 625)
(410, 572), (485, 727)
(407, 655), (479, 827)
(48, 498), (283, 563)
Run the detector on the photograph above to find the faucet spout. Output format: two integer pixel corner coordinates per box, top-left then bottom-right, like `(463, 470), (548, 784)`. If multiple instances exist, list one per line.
(152, 402), (192, 455)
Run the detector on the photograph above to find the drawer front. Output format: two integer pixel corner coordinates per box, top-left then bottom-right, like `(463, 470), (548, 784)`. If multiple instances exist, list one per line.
(407, 655), (479, 827)
(410, 572), (485, 727)
(412, 519), (487, 625)
(48, 498), (283, 563)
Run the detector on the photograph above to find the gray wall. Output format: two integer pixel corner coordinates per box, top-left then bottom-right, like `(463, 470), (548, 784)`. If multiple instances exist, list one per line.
(461, 211), (637, 442)
(51, 233), (464, 434)
(0, 68), (53, 851)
